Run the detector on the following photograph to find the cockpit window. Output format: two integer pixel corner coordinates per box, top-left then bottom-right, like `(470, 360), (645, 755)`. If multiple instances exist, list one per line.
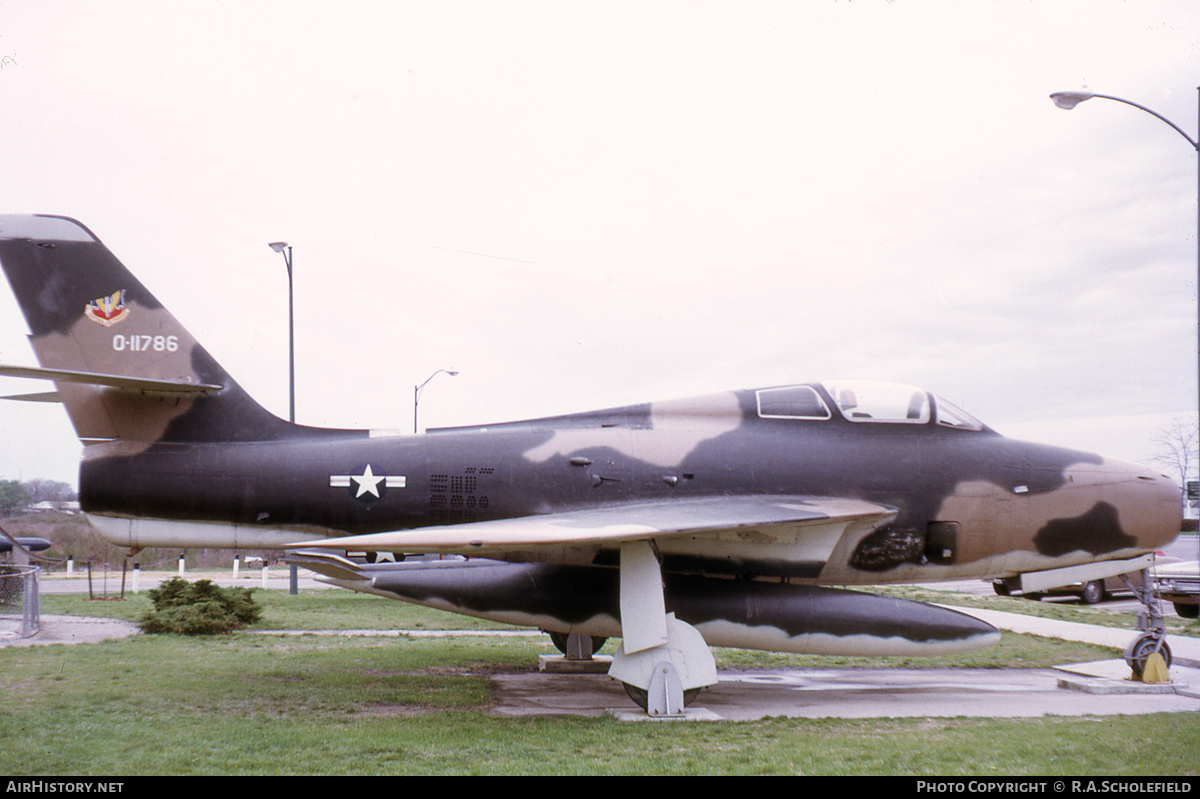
(762, 381), (987, 430)
(933, 395), (984, 431)
(756, 385), (831, 420)
(822, 381), (931, 424)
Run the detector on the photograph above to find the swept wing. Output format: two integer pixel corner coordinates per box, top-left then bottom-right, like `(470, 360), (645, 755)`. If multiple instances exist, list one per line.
(293, 494), (896, 558)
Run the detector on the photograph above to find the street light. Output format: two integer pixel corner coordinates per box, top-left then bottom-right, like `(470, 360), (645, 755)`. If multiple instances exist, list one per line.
(414, 369), (459, 433)
(1050, 89), (1199, 430)
(267, 241), (295, 423)
(1050, 91), (1199, 150)
(1050, 87), (1200, 575)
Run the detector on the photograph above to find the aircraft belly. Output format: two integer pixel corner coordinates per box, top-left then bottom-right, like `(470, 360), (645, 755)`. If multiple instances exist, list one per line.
(87, 514), (328, 549)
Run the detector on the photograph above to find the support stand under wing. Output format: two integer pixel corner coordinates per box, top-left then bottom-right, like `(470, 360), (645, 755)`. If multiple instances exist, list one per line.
(607, 541), (717, 715)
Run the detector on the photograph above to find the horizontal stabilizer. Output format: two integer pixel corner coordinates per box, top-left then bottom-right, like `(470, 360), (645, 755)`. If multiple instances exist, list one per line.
(0, 391), (60, 403)
(0, 363), (222, 395)
(287, 550), (377, 583)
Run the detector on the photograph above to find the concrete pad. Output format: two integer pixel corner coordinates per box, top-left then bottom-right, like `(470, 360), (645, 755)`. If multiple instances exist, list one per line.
(607, 707), (724, 722)
(1054, 660), (1200, 695)
(1055, 659), (1146, 680)
(489, 666), (1200, 721)
(0, 614), (140, 647)
(539, 654), (613, 674)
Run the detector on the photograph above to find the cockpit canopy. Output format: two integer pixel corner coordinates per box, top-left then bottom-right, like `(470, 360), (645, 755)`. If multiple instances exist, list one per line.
(756, 381), (985, 431)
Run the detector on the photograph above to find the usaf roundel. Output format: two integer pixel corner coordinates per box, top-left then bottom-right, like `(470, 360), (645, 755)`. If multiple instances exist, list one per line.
(329, 464), (406, 503)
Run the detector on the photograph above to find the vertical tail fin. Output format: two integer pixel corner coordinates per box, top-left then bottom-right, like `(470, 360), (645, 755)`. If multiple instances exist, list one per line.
(0, 214), (292, 444)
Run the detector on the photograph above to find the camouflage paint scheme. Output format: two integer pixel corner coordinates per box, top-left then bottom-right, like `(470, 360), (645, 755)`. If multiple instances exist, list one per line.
(0, 214), (1181, 677)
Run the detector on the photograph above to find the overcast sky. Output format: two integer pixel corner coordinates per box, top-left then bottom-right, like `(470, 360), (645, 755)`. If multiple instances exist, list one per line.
(0, 1), (1197, 487)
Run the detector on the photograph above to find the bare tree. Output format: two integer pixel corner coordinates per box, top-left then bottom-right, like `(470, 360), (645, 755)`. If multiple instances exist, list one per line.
(21, 479), (77, 505)
(1149, 417), (1199, 498)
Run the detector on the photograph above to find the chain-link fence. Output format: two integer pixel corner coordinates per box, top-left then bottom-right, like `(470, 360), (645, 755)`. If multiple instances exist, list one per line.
(0, 564), (40, 639)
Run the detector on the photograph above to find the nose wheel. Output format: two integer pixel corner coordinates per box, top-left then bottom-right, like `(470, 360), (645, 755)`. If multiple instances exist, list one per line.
(1124, 633), (1172, 679)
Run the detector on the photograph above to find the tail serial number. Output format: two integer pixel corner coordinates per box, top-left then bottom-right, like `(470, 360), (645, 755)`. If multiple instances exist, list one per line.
(112, 334), (179, 352)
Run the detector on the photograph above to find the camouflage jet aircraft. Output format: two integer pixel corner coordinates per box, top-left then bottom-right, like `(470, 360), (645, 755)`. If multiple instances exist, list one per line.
(0, 214), (1181, 714)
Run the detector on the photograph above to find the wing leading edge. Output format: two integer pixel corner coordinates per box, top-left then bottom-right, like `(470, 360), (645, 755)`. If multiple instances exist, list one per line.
(290, 495), (897, 560)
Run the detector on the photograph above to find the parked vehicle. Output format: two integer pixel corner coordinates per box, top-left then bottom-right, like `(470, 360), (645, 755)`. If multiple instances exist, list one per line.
(1153, 561), (1199, 619)
(991, 574), (1130, 605)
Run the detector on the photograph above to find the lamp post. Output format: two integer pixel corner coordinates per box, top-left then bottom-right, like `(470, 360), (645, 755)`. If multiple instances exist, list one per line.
(267, 242), (295, 423)
(414, 369), (459, 433)
(1050, 88), (1200, 557)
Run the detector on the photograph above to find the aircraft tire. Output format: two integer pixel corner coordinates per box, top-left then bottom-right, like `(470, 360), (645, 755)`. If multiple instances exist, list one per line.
(1174, 602), (1199, 619)
(547, 631), (607, 656)
(621, 682), (702, 711)
(1124, 634), (1172, 679)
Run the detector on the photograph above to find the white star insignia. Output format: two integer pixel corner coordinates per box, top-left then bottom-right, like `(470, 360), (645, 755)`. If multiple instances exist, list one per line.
(330, 465), (407, 502)
(352, 464), (385, 498)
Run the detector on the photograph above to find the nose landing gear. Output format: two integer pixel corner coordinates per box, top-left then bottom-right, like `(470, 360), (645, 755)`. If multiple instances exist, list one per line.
(1120, 568), (1172, 680)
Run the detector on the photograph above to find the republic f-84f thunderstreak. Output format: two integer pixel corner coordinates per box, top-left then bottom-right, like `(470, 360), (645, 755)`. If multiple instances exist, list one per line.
(0, 214), (1181, 713)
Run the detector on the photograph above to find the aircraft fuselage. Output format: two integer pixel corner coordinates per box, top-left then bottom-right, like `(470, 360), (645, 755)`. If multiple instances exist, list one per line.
(79, 382), (1178, 586)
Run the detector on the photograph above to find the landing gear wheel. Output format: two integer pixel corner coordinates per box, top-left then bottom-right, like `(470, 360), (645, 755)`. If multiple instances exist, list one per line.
(621, 682), (702, 711)
(547, 631), (607, 656)
(1124, 633), (1172, 679)
(1080, 580), (1105, 605)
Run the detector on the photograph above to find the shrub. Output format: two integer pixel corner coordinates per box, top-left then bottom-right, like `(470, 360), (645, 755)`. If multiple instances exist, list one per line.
(138, 577), (262, 635)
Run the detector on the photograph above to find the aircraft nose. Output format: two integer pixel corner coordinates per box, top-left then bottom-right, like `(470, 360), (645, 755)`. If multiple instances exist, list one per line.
(1128, 464), (1184, 549)
(1031, 457), (1181, 558)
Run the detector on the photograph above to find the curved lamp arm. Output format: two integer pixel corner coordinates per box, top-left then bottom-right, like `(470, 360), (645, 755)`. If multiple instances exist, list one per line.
(1050, 91), (1198, 151)
(414, 369), (460, 433)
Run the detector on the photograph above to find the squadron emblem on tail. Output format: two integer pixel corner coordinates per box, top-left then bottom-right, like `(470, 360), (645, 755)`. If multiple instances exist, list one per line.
(85, 289), (129, 327)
